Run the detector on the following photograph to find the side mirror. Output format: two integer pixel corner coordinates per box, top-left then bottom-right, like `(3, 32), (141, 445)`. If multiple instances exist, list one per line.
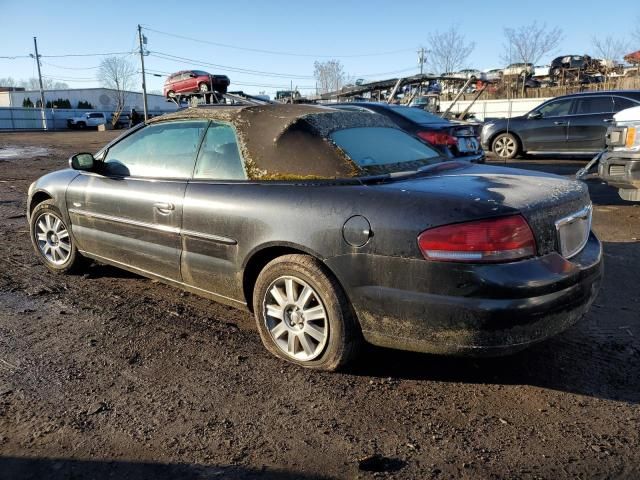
(69, 153), (95, 171)
(528, 111), (543, 120)
(189, 73), (197, 78)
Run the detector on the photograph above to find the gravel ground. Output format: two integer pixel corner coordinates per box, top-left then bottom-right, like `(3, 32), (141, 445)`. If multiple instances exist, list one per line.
(0, 131), (639, 480)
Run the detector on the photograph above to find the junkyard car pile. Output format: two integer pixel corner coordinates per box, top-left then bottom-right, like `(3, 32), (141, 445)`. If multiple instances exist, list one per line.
(28, 103), (602, 370)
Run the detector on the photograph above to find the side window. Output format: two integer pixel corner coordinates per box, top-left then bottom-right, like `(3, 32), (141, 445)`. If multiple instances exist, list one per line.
(537, 99), (573, 117)
(613, 97), (639, 112)
(194, 123), (246, 180)
(574, 97), (613, 115)
(103, 121), (208, 178)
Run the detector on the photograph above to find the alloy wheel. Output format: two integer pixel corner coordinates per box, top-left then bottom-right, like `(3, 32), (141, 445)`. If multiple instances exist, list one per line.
(263, 275), (329, 361)
(35, 212), (71, 265)
(495, 136), (516, 158)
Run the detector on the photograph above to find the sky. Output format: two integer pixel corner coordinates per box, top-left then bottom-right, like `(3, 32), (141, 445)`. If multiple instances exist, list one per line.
(0, 0), (638, 97)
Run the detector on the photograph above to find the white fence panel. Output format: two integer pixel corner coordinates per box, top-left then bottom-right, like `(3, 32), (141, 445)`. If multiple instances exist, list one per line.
(440, 98), (551, 121)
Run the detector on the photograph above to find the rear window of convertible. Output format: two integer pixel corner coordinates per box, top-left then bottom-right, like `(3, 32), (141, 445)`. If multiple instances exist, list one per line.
(330, 127), (440, 169)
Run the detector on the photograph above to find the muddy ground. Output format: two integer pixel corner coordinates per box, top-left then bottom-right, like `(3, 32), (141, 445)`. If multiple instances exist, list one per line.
(0, 131), (639, 480)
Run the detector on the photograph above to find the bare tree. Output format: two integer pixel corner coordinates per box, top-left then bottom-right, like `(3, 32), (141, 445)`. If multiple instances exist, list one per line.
(426, 27), (475, 75)
(592, 35), (629, 79)
(503, 22), (563, 67)
(0, 77), (17, 87)
(97, 56), (136, 123)
(313, 60), (346, 94)
(5, 78), (69, 90)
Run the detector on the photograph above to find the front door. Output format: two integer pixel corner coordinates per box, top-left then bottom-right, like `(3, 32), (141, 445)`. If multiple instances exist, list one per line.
(521, 98), (574, 151)
(66, 120), (208, 281)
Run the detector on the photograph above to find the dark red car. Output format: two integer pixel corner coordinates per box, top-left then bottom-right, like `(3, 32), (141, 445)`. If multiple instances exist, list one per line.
(163, 70), (230, 98)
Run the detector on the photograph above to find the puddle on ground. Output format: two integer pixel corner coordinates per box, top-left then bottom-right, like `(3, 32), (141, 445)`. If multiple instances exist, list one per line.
(0, 146), (51, 159)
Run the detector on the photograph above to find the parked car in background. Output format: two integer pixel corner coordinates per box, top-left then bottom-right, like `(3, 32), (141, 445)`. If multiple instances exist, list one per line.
(332, 102), (485, 163)
(110, 113), (130, 129)
(163, 70), (230, 98)
(454, 69), (487, 81)
(502, 63), (534, 77)
(549, 55), (596, 79)
(27, 104), (602, 370)
(481, 91), (640, 159)
(532, 65), (550, 78)
(484, 68), (503, 82)
(408, 94), (441, 113)
(67, 112), (106, 130)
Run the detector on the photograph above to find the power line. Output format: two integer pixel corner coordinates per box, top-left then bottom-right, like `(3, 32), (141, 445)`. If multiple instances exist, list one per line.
(143, 26), (415, 58)
(149, 51), (315, 79)
(40, 51), (135, 58)
(145, 68), (315, 89)
(0, 55), (31, 59)
(41, 75), (98, 83)
(40, 60), (101, 70)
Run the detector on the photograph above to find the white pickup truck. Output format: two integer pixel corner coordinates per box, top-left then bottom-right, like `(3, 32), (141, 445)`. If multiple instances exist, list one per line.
(67, 112), (107, 129)
(577, 106), (640, 201)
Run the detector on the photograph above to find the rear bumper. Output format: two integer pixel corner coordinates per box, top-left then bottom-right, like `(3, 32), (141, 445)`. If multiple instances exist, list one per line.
(455, 151), (485, 164)
(598, 151), (640, 191)
(327, 233), (602, 356)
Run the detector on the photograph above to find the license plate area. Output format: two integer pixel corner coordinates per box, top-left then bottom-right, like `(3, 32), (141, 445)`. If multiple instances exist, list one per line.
(555, 205), (592, 258)
(457, 137), (479, 153)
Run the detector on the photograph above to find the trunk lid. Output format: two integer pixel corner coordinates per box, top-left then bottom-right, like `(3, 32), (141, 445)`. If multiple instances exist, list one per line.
(373, 163), (591, 257)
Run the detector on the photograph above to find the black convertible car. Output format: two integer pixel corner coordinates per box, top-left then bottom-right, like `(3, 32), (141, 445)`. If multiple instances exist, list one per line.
(27, 104), (602, 370)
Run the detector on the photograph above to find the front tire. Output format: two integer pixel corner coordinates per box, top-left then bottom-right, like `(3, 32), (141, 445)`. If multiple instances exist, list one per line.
(30, 200), (87, 274)
(252, 254), (360, 371)
(198, 82), (210, 93)
(492, 133), (520, 160)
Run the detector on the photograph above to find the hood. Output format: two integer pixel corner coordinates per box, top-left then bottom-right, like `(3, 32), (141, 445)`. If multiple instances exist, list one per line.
(614, 105), (640, 123)
(372, 163), (591, 256)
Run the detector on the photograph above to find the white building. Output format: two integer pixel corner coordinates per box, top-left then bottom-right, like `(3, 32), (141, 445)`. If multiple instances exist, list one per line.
(0, 87), (177, 114)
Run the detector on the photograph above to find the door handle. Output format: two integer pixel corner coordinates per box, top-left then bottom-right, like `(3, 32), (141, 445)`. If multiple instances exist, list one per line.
(153, 202), (175, 213)
(554, 121), (567, 125)
(603, 118), (614, 123)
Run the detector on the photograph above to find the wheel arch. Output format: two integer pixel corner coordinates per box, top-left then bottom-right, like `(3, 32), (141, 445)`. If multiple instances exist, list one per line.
(242, 242), (346, 313)
(488, 129), (524, 154)
(28, 190), (53, 217)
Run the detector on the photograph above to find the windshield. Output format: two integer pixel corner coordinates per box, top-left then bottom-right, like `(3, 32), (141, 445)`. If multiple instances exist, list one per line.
(330, 127), (441, 174)
(390, 106), (447, 124)
(192, 70), (209, 76)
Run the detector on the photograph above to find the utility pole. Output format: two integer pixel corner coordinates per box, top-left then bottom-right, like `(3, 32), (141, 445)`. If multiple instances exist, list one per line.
(33, 37), (47, 130)
(418, 47), (425, 76)
(138, 24), (149, 121)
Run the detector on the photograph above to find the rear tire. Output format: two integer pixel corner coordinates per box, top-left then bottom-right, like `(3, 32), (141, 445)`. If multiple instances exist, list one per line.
(252, 254), (361, 371)
(30, 200), (88, 274)
(77, 122), (86, 130)
(167, 90), (176, 99)
(492, 133), (520, 160)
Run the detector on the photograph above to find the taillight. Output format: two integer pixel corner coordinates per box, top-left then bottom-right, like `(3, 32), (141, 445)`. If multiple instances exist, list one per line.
(417, 215), (536, 263)
(417, 130), (457, 146)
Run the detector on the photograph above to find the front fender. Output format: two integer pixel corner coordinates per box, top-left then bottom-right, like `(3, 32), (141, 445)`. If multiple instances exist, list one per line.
(27, 169), (80, 223)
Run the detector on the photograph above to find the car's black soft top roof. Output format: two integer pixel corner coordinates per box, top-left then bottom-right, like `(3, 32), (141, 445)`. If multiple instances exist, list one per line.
(148, 104), (399, 179)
